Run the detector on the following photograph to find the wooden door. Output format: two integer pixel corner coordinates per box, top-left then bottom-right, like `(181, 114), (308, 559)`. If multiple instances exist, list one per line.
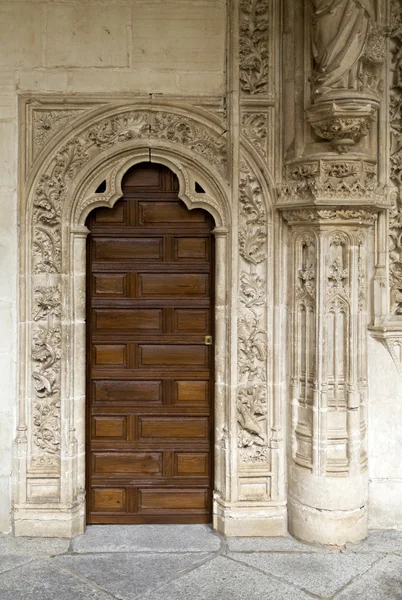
(86, 163), (214, 524)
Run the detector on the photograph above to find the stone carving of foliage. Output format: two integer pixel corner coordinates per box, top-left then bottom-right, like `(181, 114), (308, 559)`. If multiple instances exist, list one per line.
(326, 233), (349, 301)
(389, 0), (402, 314)
(33, 110), (85, 158)
(239, 0), (269, 95)
(298, 235), (316, 300)
(32, 326), (61, 454)
(29, 109), (228, 456)
(237, 165), (268, 456)
(280, 159), (385, 204)
(152, 113), (227, 176)
(34, 286), (61, 321)
(241, 113), (267, 157)
(282, 208), (378, 224)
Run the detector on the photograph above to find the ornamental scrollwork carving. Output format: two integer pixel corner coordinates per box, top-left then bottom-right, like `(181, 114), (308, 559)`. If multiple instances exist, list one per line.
(32, 326), (61, 454)
(237, 163), (268, 461)
(34, 286), (61, 321)
(241, 113), (267, 157)
(389, 0), (402, 315)
(239, 0), (269, 95)
(152, 113), (227, 177)
(33, 109), (85, 158)
(282, 207), (378, 225)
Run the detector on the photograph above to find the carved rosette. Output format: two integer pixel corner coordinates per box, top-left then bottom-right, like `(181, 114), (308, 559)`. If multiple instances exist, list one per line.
(237, 161), (269, 464)
(30, 108), (228, 465)
(285, 209), (369, 475)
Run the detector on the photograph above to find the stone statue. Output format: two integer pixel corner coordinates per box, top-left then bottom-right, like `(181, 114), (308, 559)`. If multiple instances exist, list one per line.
(311, 0), (376, 100)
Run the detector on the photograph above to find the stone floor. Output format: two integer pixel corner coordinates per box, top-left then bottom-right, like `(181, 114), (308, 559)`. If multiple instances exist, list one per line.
(1, 526), (402, 599)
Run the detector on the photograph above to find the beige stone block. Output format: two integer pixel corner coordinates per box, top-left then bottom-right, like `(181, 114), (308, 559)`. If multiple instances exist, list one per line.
(70, 68), (179, 94)
(0, 412), (12, 477)
(0, 94), (17, 121)
(131, 2), (226, 72)
(0, 122), (17, 186)
(0, 477), (11, 533)
(176, 71), (224, 95)
(0, 3), (42, 67)
(0, 71), (17, 93)
(18, 70), (68, 92)
(0, 190), (17, 240)
(369, 479), (402, 529)
(46, 4), (129, 67)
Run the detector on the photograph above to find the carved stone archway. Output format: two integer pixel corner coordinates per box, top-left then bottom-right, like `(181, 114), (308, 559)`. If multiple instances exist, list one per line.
(14, 100), (285, 537)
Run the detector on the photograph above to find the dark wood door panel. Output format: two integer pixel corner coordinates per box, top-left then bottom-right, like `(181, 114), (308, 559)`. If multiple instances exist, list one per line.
(87, 163), (214, 525)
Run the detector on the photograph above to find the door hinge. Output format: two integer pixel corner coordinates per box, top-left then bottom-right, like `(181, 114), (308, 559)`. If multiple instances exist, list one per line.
(204, 335), (213, 346)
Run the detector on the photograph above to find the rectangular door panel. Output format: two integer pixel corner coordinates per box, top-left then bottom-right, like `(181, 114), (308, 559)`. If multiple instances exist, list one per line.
(139, 273), (208, 298)
(174, 381), (209, 406)
(93, 344), (127, 367)
(93, 309), (163, 333)
(92, 488), (127, 512)
(93, 416), (127, 439)
(173, 309), (210, 333)
(174, 238), (209, 261)
(93, 452), (162, 476)
(139, 417), (208, 440)
(94, 238), (163, 261)
(174, 453), (209, 477)
(139, 345), (208, 368)
(93, 380), (163, 404)
(93, 273), (128, 296)
(138, 489), (208, 511)
(139, 201), (207, 225)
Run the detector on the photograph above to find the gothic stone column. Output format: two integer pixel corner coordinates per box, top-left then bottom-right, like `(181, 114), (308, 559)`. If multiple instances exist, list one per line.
(281, 206), (376, 545)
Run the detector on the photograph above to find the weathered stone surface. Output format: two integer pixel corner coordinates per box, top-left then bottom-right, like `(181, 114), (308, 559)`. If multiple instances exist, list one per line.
(0, 556), (33, 575)
(227, 535), (322, 553)
(140, 555), (313, 600)
(57, 552), (213, 599)
(227, 551), (380, 597)
(72, 525), (221, 554)
(0, 560), (113, 600)
(334, 555), (402, 600)
(347, 530), (402, 553)
(46, 4), (129, 68)
(0, 534), (70, 556)
(0, 3), (42, 67)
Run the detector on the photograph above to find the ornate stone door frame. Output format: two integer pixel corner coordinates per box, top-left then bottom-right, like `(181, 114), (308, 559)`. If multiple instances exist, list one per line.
(14, 97), (285, 537)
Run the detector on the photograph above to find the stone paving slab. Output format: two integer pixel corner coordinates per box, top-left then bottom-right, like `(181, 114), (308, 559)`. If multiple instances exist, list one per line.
(57, 552), (214, 600)
(0, 559), (114, 600)
(141, 555), (313, 600)
(0, 534), (70, 556)
(71, 524), (221, 554)
(227, 535), (323, 553)
(226, 550), (381, 598)
(346, 529), (402, 553)
(0, 555), (34, 575)
(334, 554), (402, 599)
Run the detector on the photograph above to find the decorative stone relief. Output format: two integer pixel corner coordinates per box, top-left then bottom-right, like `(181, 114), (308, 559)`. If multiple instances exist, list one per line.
(282, 207), (378, 225)
(29, 108), (228, 461)
(241, 113), (268, 157)
(307, 0), (385, 152)
(279, 159), (385, 205)
(239, 0), (269, 95)
(237, 162), (269, 464)
(152, 113), (227, 177)
(389, 0), (402, 315)
(33, 109), (85, 159)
